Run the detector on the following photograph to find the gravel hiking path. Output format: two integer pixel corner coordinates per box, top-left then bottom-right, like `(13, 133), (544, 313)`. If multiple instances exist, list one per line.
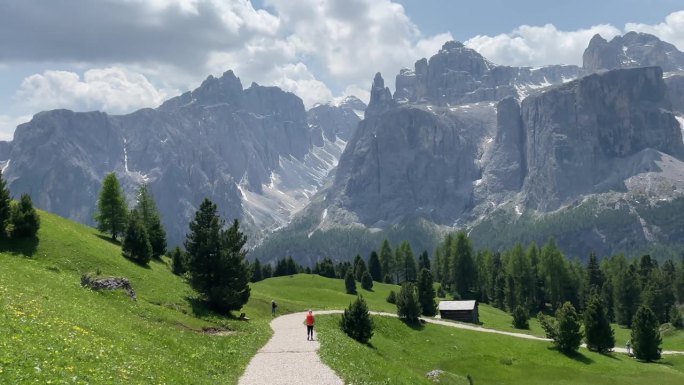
(239, 309), (684, 384)
(238, 311), (344, 385)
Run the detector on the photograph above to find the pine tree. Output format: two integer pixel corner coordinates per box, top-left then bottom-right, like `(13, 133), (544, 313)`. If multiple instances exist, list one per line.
(453, 232), (476, 299)
(401, 241), (417, 282)
(345, 271), (357, 294)
(669, 305), (683, 328)
(379, 240), (394, 283)
(631, 306), (662, 361)
(340, 296), (374, 343)
(134, 184), (166, 259)
(418, 250), (431, 271)
(262, 264), (273, 279)
(368, 251), (382, 282)
(512, 305), (529, 329)
(251, 258), (263, 282)
(614, 265), (641, 327)
(121, 210), (152, 265)
(185, 199), (250, 313)
(354, 254), (368, 282)
(396, 282), (422, 324)
(583, 294), (615, 353)
(95, 173), (128, 241)
(9, 193), (40, 238)
(417, 268), (437, 316)
(361, 271), (374, 291)
(170, 246), (187, 275)
(555, 302), (583, 354)
(386, 290), (397, 304)
(0, 170), (11, 237)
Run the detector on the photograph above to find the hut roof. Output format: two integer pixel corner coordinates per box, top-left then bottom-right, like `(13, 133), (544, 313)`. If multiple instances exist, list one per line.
(438, 300), (477, 311)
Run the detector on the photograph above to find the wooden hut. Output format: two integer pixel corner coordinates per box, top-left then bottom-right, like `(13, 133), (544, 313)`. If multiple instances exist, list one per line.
(438, 300), (479, 323)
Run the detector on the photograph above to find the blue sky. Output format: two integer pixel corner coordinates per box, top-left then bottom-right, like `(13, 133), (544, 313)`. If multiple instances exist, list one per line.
(0, 0), (683, 140)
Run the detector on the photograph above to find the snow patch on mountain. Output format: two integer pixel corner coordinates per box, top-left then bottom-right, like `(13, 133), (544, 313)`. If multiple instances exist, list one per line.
(677, 115), (684, 141)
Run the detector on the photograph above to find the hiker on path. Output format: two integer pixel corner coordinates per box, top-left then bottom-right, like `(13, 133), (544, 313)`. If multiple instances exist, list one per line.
(271, 300), (277, 316)
(305, 310), (315, 340)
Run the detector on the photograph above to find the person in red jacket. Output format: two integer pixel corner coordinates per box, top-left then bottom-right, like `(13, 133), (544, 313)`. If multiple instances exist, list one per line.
(305, 310), (315, 340)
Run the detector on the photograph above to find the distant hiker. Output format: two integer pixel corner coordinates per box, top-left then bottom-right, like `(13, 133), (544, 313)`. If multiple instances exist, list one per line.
(305, 310), (315, 340)
(626, 340), (632, 356)
(271, 300), (277, 316)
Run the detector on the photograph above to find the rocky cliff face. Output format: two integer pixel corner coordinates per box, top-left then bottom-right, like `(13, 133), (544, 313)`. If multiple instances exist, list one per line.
(395, 41), (583, 105)
(520, 66), (683, 210)
(3, 70), (361, 247)
(583, 32), (684, 72)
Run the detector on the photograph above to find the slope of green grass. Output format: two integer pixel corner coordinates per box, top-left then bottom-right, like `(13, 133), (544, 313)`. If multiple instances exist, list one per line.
(0, 210), (271, 384)
(317, 315), (684, 385)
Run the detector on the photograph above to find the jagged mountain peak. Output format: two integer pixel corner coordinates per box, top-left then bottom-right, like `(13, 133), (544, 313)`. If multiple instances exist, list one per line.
(583, 31), (684, 72)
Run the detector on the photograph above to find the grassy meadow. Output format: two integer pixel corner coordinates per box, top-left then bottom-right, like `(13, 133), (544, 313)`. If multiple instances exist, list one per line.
(2, 210), (684, 384)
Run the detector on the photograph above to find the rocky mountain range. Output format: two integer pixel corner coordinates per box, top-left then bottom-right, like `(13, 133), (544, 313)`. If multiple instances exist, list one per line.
(3, 31), (684, 263)
(252, 32), (684, 263)
(0, 71), (364, 247)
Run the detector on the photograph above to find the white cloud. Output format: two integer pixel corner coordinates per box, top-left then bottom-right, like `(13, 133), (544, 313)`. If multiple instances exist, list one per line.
(465, 24), (622, 67)
(626, 10), (684, 51)
(270, 63), (333, 109)
(0, 114), (31, 141)
(15, 67), (175, 114)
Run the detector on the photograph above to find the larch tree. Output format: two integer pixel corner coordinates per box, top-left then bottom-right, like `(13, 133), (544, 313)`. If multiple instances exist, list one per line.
(368, 251), (382, 282)
(95, 173), (128, 241)
(134, 184), (167, 259)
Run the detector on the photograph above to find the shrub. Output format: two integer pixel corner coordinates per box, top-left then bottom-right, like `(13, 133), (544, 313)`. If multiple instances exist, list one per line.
(396, 282), (422, 324)
(170, 247), (187, 275)
(9, 194), (40, 238)
(340, 296), (374, 344)
(386, 290), (397, 304)
(344, 271), (357, 294)
(383, 274), (393, 284)
(512, 305), (529, 329)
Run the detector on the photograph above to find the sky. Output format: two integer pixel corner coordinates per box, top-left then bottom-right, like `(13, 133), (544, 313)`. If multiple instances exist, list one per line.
(0, 0), (683, 140)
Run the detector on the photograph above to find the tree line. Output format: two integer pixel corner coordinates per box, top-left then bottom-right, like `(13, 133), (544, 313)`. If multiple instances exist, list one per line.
(0, 170), (40, 239)
(95, 173), (250, 314)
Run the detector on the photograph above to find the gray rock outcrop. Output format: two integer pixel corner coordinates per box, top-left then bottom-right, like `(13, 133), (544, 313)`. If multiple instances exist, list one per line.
(583, 32), (684, 72)
(520, 66), (683, 210)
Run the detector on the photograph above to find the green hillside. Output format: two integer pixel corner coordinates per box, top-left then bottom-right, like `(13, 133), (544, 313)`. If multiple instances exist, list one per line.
(3, 210), (684, 384)
(0, 210), (271, 384)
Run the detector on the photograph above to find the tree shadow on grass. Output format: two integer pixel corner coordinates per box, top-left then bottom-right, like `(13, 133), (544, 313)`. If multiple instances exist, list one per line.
(402, 319), (425, 331)
(185, 296), (241, 320)
(563, 350), (594, 365)
(0, 236), (39, 257)
(95, 234), (121, 246)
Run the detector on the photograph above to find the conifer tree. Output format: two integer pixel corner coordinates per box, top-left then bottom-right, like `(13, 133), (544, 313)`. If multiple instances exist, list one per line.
(170, 246), (187, 275)
(512, 305), (529, 329)
(452, 232), (476, 299)
(669, 305), (683, 329)
(10, 193), (40, 238)
(121, 210), (152, 265)
(368, 251), (382, 282)
(361, 270), (373, 291)
(345, 270), (357, 294)
(386, 290), (397, 304)
(340, 296), (374, 343)
(396, 282), (422, 324)
(583, 294), (615, 353)
(251, 258), (263, 282)
(0, 170), (11, 237)
(379, 240), (394, 283)
(134, 184), (166, 258)
(418, 250), (431, 271)
(95, 173), (128, 241)
(631, 306), (662, 361)
(354, 254), (367, 282)
(400, 241), (417, 282)
(185, 199), (250, 312)
(417, 268), (437, 316)
(615, 265), (641, 327)
(555, 302), (583, 354)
